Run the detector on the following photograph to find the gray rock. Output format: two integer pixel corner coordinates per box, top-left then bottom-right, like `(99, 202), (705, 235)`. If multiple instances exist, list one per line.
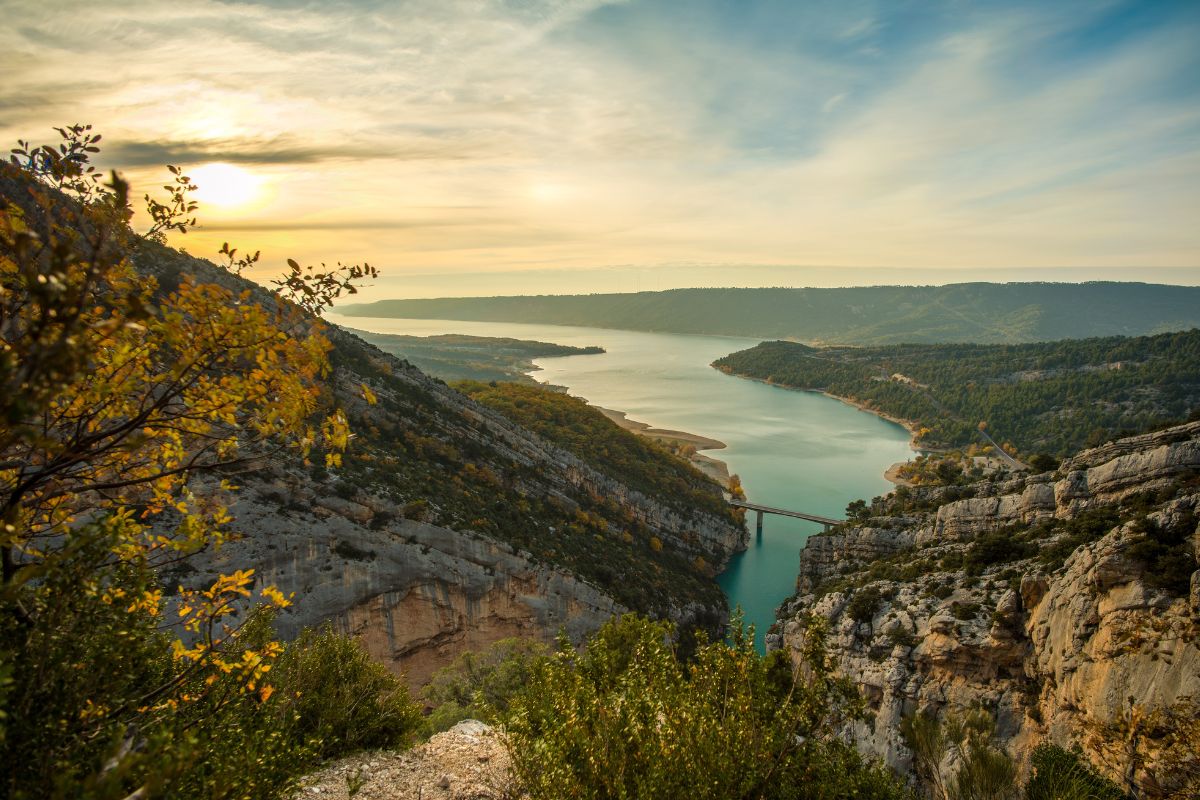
(774, 422), (1200, 788)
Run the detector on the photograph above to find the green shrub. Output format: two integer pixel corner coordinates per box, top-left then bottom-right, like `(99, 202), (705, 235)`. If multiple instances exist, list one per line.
(1025, 743), (1124, 800)
(268, 626), (423, 760)
(0, 527), (420, 800)
(848, 586), (884, 623)
(422, 638), (549, 733)
(931, 583), (954, 600)
(1027, 454), (1060, 473)
(951, 601), (981, 620)
(1037, 508), (1120, 572)
(501, 614), (910, 800)
(964, 529), (1035, 575)
(1125, 513), (1197, 596)
(902, 707), (1016, 800)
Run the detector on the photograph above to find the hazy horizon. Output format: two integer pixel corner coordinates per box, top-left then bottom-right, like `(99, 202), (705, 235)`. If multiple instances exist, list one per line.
(333, 265), (1200, 302)
(3, 0), (1199, 298)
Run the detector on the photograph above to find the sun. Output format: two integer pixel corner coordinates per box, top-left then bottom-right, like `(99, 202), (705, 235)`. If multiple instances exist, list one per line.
(189, 162), (261, 209)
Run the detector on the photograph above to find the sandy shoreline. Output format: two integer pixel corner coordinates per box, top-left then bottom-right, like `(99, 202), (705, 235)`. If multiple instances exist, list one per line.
(595, 406), (731, 485)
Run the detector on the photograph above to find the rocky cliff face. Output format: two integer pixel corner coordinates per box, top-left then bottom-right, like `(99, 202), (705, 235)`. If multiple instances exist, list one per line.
(134, 243), (745, 688)
(189, 489), (625, 687)
(770, 422), (1200, 796)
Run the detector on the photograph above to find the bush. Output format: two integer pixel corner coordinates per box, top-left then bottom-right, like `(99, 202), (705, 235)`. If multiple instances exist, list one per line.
(1126, 513), (1197, 596)
(848, 586), (884, 623)
(1037, 507), (1120, 572)
(951, 601), (981, 620)
(501, 614), (910, 800)
(0, 528), (420, 800)
(422, 638), (549, 734)
(1025, 743), (1124, 800)
(902, 707), (1016, 800)
(964, 529), (1035, 575)
(1027, 454), (1060, 473)
(269, 626), (422, 760)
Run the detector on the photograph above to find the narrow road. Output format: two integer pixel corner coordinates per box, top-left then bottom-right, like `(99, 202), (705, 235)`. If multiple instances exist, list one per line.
(978, 429), (1026, 471)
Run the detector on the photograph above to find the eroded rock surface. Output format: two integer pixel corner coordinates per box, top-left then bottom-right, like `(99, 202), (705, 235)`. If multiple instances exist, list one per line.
(772, 422), (1200, 795)
(149, 240), (745, 688)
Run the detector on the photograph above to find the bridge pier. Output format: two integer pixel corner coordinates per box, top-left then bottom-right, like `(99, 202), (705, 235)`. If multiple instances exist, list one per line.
(755, 509), (764, 540)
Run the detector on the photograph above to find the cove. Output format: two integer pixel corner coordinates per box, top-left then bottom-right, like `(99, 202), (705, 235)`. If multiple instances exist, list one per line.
(328, 314), (914, 648)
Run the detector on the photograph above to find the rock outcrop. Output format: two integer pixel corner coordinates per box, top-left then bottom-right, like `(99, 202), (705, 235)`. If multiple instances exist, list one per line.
(292, 720), (514, 800)
(192, 496), (624, 687)
(132, 232), (746, 688)
(771, 422), (1200, 796)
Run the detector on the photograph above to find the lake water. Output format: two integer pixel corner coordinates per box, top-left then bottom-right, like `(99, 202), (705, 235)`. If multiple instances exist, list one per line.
(328, 314), (914, 648)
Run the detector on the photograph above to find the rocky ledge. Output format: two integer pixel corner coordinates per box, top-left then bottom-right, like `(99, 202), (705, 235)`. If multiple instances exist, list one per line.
(292, 720), (514, 800)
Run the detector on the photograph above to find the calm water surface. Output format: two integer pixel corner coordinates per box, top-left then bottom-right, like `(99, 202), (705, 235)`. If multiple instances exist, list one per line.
(328, 314), (913, 648)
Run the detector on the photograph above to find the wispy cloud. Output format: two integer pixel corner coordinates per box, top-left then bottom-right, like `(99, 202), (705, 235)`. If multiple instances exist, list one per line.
(1, 0), (1196, 295)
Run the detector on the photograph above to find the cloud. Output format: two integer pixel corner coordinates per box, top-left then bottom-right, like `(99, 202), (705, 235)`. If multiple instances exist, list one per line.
(106, 135), (484, 167)
(195, 216), (500, 232)
(1, 0), (1196, 285)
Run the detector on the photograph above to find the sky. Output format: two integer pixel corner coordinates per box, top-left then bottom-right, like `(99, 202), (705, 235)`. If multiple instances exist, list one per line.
(2, 0), (1199, 300)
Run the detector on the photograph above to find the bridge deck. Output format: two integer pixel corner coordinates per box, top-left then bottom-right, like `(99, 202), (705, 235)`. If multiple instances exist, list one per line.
(729, 499), (842, 527)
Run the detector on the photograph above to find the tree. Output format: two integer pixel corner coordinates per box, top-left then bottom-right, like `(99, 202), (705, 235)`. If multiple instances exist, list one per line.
(0, 125), (380, 797)
(901, 708), (1016, 800)
(846, 498), (870, 521)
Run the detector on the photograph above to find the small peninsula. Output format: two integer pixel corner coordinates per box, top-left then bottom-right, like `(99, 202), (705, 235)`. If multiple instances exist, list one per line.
(595, 406), (731, 485)
(343, 329), (604, 383)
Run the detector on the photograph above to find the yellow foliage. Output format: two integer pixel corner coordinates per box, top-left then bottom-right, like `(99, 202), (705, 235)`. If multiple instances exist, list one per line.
(0, 135), (366, 719)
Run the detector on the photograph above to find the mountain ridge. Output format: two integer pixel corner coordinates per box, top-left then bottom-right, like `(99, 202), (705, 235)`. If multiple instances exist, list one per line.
(338, 283), (1200, 345)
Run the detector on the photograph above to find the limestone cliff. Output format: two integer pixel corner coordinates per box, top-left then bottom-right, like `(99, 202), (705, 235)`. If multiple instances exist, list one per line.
(132, 241), (745, 688)
(770, 422), (1200, 796)
(187, 491), (625, 687)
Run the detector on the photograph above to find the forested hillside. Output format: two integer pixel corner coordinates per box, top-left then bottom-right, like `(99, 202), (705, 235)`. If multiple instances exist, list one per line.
(714, 331), (1200, 457)
(456, 381), (735, 530)
(340, 283), (1200, 344)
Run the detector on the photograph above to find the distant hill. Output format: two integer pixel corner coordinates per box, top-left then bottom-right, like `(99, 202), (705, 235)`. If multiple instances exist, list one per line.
(713, 330), (1200, 457)
(339, 283), (1200, 344)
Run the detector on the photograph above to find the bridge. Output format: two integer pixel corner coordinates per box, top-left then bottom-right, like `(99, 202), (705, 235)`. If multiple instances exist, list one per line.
(729, 499), (842, 536)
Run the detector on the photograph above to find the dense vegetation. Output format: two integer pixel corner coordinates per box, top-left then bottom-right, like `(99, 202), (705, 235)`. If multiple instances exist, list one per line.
(424, 615), (1132, 800)
(344, 328), (603, 383)
(1, 558), (422, 799)
(320, 344), (734, 621)
(714, 333), (1200, 456)
(339, 283), (1200, 345)
(428, 614), (912, 800)
(455, 380), (735, 523)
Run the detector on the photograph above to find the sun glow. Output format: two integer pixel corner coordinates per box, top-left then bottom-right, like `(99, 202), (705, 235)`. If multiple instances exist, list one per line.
(189, 163), (262, 209)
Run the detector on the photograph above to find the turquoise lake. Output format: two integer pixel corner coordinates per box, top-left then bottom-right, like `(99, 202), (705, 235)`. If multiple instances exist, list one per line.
(328, 314), (914, 648)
